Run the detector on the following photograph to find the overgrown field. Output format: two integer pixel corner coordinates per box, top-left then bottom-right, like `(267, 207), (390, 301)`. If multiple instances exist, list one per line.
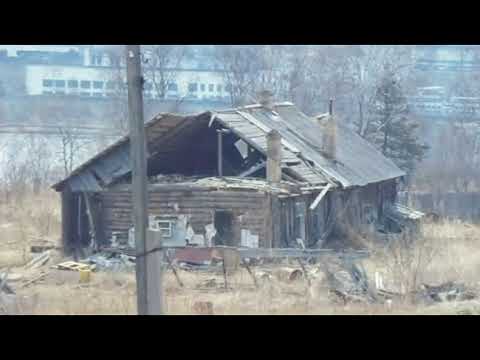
(1, 190), (480, 315)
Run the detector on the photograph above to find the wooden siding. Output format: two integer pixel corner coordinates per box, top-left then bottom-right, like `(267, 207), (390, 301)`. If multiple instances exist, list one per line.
(99, 188), (271, 247)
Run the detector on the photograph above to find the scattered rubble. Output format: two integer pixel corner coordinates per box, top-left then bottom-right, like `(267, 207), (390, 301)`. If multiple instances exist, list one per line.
(82, 252), (135, 272)
(25, 251), (51, 270)
(29, 238), (57, 253)
(418, 281), (477, 304)
(196, 278), (219, 289)
(0, 269), (15, 295)
(0, 272), (23, 283)
(21, 271), (50, 288)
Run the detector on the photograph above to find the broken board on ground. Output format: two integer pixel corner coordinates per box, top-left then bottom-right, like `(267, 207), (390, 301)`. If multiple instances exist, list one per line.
(53, 261), (94, 272)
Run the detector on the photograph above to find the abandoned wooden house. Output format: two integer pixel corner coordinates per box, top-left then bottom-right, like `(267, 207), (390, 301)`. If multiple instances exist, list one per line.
(52, 93), (420, 255)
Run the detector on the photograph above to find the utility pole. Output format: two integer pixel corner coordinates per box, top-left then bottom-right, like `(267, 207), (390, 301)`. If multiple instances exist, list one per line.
(126, 45), (163, 315)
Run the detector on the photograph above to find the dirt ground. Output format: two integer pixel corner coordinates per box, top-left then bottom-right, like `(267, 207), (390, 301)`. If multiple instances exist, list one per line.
(1, 191), (480, 315)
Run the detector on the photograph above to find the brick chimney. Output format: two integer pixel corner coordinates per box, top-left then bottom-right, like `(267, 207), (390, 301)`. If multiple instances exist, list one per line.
(258, 90), (275, 110)
(316, 99), (337, 160)
(266, 129), (282, 183)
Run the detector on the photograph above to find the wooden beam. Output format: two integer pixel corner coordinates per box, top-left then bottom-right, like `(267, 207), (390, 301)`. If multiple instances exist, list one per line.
(309, 183), (333, 211)
(83, 193), (96, 249)
(239, 161), (266, 177)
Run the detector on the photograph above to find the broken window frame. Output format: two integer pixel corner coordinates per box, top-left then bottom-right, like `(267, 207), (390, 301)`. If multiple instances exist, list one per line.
(156, 220), (174, 238)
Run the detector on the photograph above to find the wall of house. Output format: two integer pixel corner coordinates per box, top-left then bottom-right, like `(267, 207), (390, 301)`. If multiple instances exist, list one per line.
(96, 186), (271, 248)
(330, 179), (397, 243)
(277, 180), (398, 249)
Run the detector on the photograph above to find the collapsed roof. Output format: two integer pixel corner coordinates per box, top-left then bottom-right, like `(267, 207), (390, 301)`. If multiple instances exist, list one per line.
(52, 102), (405, 192)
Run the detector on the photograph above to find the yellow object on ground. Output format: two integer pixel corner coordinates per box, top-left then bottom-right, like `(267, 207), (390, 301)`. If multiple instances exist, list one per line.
(79, 269), (91, 283)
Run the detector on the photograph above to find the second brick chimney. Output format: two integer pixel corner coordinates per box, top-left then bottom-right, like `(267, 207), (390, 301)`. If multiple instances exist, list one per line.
(258, 90), (275, 111)
(316, 99), (337, 160)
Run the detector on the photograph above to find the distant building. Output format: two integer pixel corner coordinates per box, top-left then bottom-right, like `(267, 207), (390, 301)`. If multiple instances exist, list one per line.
(414, 45), (480, 72)
(24, 64), (230, 101)
(0, 45), (231, 103)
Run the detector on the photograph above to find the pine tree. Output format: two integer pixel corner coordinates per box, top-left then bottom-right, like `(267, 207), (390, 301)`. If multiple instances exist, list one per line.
(365, 69), (429, 173)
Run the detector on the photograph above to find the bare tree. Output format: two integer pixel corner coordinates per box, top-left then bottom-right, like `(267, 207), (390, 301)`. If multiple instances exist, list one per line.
(57, 128), (92, 177)
(215, 45), (320, 111)
(338, 45), (417, 136)
(142, 45), (186, 99)
(24, 134), (53, 194)
(214, 45), (266, 106)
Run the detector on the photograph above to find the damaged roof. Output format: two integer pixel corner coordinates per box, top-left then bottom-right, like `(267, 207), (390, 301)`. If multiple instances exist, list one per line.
(52, 102), (405, 192)
(212, 103), (405, 188)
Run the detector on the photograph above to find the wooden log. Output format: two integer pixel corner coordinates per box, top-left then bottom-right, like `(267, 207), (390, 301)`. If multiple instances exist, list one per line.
(21, 271), (50, 288)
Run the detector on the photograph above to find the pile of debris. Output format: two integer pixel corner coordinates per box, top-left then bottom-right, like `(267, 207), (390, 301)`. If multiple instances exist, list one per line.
(82, 252), (136, 272)
(315, 259), (378, 305)
(252, 257), (480, 307)
(415, 281), (477, 305)
(150, 174), (193, 183)
(319, 259), (478, 306)
(29, 237), (59, 254)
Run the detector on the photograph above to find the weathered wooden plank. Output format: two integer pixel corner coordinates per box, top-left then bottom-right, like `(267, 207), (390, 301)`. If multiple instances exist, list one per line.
(102, 188), (269, 196)
(102, 203), (266, 212)
(309, 183), (333, 210)
(102, 196), (268, 205)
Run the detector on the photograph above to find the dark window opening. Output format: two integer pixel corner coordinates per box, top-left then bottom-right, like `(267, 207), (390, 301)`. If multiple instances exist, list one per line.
(68, 80), (78, 88)
(55, 80), (65, 87)
(208, 84), (214, 92)
(188, 83), (198, 92)
(81, 80), (91, 89)
(43, 79), (53, 87)
(93, 81), (103, 89)
(213, 210), (234, 246)
(200, 84), (205, 92)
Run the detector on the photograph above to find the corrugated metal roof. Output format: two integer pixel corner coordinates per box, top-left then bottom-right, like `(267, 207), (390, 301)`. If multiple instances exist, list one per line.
(215, 104), (405, 188)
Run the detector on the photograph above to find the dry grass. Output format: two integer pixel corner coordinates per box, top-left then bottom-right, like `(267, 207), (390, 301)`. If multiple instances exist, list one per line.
(2, 191), (480, 315)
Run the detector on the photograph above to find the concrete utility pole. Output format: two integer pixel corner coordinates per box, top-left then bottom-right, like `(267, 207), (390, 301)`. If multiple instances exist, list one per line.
(126, 45), (163, 315)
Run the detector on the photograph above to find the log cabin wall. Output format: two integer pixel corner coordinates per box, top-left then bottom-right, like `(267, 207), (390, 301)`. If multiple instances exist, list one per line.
(275, 179), (399, 249)
(324, 179), (398, 242)
(98, 186), (271, 247)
